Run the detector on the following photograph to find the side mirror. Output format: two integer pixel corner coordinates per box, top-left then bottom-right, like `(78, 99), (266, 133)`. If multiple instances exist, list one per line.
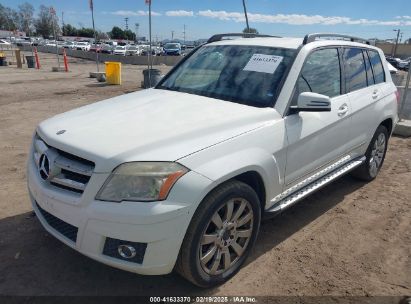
(290, 92), (331, 114)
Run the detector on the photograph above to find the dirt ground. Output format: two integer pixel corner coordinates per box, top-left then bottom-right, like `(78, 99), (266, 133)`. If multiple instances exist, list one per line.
(0, 52), (410, 299)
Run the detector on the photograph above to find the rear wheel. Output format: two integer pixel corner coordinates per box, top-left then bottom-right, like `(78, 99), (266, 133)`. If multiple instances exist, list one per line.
(351, 125), (389, 181)
(176, 180), (261, 287)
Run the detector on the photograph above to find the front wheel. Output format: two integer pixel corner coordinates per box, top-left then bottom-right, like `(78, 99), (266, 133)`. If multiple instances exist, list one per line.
(176, 180), (261, 287)
(351, 125), (389, 181)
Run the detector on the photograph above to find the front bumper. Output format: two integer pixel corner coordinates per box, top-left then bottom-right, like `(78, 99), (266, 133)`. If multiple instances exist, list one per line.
(27, 153), (213, 275)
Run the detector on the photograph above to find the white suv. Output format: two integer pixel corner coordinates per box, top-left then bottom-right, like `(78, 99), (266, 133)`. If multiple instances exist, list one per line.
(27, 33), (398, 287)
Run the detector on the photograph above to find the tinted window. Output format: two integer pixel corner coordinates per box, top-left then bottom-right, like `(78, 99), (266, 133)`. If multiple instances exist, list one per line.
(159, 45), (295, 108)
(368, 50), (385, 84)
(293, 48), (341, 101)
(344, 48), (367, 92)
(363, 50), (374, 86)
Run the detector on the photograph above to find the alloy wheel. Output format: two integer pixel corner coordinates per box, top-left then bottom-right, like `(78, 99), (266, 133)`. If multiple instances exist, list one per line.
(369, 133), (386, 177)
(199, 198), (254, 275)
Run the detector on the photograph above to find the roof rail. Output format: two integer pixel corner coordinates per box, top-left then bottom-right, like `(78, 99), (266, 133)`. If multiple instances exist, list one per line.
(303, 33), (371, 45)
(207, 33), (281, 43)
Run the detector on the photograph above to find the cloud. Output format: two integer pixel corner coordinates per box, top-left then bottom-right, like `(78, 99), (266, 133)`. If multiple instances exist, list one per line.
(165, 10), (194, 17)
(111, 10), (161, 17)
(396, 15), (411, 20)
(197, 10), (411, 26)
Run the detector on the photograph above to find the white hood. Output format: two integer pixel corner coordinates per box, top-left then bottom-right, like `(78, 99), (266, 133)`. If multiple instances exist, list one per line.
(37, 89), (280, 172)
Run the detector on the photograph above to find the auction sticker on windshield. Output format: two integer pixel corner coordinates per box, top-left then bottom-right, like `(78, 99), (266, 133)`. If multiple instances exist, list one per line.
(243, 54), (283, 74)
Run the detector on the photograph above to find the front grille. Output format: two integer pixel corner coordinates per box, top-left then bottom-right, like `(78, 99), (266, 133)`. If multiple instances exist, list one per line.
(103, 237), (147, 264)
(33, 134), (95, 194)
(35, 202), (78, 242)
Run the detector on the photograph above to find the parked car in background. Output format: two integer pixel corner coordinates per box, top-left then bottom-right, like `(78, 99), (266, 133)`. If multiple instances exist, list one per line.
(125, 45), (140, 56)
(62, 41), (75, 49)
(89, 44), (102, 53)
(113, 45), (127, 56)
(163, 42), (182, 56)
(45, 41), (57, 47)
(0, 39), (11, 47)
(15, 37), (33, 46)
(140, 45), (157, 56)
(57, 41), (65, 48)
(101, 44), (114, 54)
(76, 42), (90, 51)
(398, 57), (410, 71)
(385, 56), (401, 69)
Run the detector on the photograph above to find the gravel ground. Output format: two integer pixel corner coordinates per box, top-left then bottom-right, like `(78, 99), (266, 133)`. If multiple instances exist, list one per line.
(0, 53), (409, 299)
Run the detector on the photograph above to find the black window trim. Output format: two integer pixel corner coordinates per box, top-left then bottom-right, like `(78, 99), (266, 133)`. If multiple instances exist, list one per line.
(363, 50), (375, 86)
(366, 49), (386, 84)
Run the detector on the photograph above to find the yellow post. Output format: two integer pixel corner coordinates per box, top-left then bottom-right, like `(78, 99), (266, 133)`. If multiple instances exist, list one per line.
(105, 62), (122, 85)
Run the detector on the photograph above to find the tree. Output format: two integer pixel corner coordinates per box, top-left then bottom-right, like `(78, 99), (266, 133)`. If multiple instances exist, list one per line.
(124, 29), (136, 41)
(97, 30), (109, 40)
(109, 26), (125, 39)
(18, 2), (34, 35)
(0, 4), (19, 31)
(77, 27), (95, 38)
(242, 27), (259, 34)
(109, 26), (136, 40)
(62, 24), (78, 36)
(34, 5), (59, 38)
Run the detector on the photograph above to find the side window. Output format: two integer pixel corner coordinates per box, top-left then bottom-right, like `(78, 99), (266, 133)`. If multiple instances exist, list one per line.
(292, 48), (341, 104)
(344, 48), (367, 92)
(368, 50), (385, 84)
(363, 50), (375, 86)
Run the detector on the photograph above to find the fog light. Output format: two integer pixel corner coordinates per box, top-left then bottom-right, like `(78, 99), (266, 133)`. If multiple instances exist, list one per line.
(118, 244), (137, 259)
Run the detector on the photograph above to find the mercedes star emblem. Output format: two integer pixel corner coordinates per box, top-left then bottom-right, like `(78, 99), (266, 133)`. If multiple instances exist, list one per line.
(38, 153), (50, 180)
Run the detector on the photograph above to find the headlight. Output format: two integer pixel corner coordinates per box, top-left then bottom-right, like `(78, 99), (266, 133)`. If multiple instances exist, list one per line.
(96, 162), (189, 202)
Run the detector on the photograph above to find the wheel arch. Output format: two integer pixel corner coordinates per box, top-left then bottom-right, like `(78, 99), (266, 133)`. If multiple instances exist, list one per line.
(380, 117), (393, 135)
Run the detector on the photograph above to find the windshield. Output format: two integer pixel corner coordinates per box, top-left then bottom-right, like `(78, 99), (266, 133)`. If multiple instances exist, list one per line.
(116, 46), (125, 50)
(165, 43), (180, 49)
(158, 45), (295, 108)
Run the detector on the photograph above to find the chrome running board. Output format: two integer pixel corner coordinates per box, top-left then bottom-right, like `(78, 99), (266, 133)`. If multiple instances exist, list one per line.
(264, 156), (366, 217)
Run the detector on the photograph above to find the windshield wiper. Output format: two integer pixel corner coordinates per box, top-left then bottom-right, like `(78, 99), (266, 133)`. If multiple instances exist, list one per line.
(157, 85), (180, 92)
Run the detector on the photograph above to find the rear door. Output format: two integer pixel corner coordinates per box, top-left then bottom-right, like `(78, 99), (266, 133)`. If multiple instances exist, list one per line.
(284, 47), (352, 188)
(344, 48), (387, 157)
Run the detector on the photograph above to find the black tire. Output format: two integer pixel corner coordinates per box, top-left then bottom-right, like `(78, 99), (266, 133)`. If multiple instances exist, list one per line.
(176, 180), (261, 287)
(351, 125), (389, 181)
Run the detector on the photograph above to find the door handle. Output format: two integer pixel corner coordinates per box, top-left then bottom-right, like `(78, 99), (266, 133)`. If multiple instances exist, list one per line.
(337, 104), (349, 117)
(372, 89), (379, 99)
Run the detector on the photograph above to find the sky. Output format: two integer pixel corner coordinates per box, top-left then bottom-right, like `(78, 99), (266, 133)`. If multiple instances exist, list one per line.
(3, 0), (411, 41)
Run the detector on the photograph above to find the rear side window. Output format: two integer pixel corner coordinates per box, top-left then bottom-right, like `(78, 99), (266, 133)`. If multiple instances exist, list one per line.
(293, 48), (341, 101)
(368, 50), (385, 84)
(363, 50), (374, 86)
(344, 48), (367, 92)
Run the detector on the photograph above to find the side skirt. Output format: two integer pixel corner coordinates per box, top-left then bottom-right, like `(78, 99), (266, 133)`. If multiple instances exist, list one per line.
(263, 156), (366, 219)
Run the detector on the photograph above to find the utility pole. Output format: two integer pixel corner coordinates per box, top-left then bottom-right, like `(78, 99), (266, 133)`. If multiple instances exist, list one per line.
(392, 29), (401, 57)
(183, 24), (186, 45)
(124, 17), (129, 30)
(242, 0), (250, 33)
(171, 30), (174, 41)
(61, 12), (64, 34)
(135, 23), (139, 43)
(399, 32), (403, 43)
(90, 0), (99, 72)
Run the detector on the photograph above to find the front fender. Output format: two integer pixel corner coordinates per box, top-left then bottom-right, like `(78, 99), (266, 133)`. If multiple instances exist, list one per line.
(178, 129), (286, 208)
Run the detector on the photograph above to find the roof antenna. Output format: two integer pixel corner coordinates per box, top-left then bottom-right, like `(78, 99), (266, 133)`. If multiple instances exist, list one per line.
(242, 0), (250, 33)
